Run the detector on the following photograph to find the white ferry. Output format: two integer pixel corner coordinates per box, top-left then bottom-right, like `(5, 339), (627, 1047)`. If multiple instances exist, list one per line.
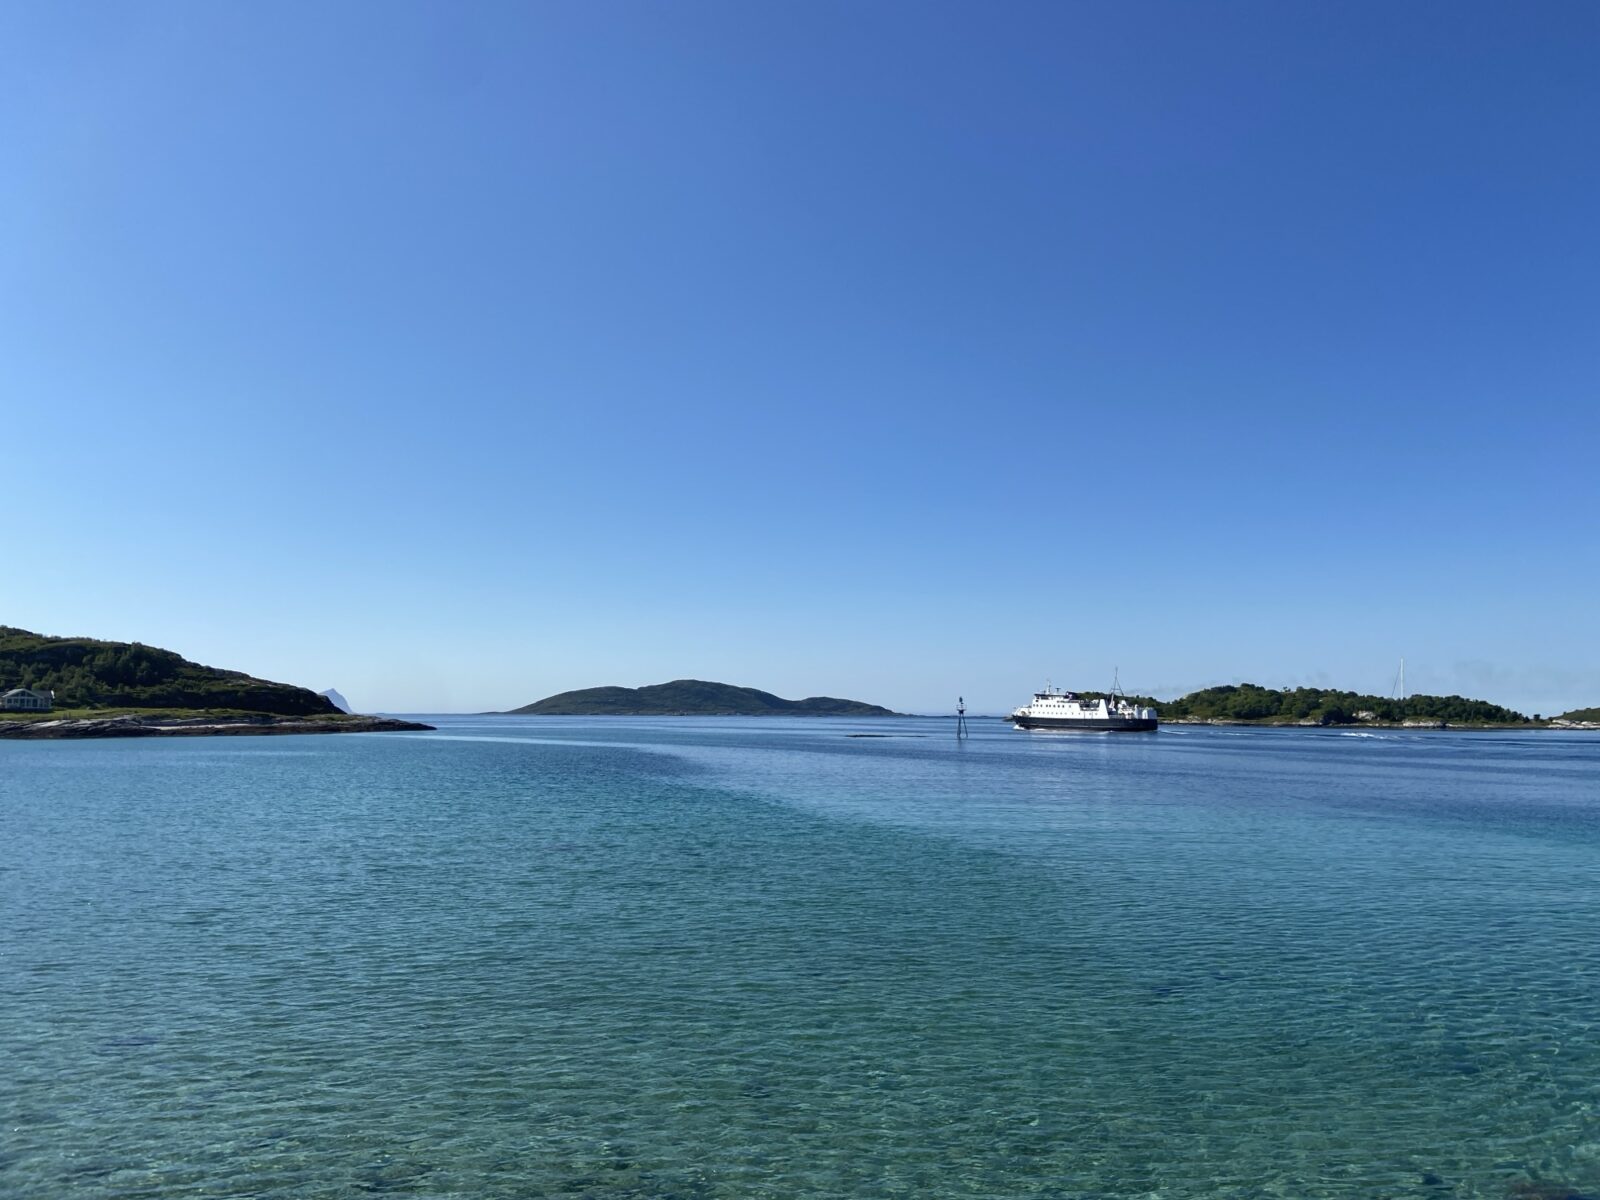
(1010, 684), (1159, 732)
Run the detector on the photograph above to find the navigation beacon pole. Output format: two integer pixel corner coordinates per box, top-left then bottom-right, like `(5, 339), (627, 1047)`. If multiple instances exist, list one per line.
(956, 696), (969, 740)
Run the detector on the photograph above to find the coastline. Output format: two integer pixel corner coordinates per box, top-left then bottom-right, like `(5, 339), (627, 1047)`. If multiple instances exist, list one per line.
(0, 714), (434, 740)
(1158, 717), (1599, 731)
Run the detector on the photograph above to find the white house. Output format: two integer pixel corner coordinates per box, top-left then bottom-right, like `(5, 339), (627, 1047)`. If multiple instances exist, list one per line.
(2, 688), (54, 712)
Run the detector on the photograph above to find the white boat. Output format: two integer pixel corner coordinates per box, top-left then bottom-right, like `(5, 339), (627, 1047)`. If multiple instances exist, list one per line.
(1010, 684), (1158, 732)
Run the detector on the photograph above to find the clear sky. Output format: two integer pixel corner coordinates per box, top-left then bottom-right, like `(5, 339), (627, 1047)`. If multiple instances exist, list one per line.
(4, 1), (1597, 716)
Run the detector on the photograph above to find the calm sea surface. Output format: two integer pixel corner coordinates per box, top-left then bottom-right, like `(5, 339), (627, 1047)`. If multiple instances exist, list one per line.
(3, 717), (1598, 1199)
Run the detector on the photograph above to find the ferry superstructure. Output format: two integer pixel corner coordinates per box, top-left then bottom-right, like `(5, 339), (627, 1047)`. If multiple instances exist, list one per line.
(1009, 685), (1159, 732)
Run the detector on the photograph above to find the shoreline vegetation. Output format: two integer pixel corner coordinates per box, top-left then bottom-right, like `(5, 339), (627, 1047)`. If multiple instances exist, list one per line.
(1151, 717), (1596, 730)
(1057, 684), (1599, 730)
(0, 628), (433, 740)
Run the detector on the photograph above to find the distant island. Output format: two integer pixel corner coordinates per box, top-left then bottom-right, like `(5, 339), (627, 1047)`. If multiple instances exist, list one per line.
(505, 679), (896, 717)
(0, 627), (430, 738)
(1068, 683), (1596, 728)
(319, 688), (353, 713)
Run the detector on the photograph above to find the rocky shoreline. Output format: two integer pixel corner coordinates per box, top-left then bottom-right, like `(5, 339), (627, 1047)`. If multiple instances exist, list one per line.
(1161, 717), (1592, 731)
(0, 714), (434, 740)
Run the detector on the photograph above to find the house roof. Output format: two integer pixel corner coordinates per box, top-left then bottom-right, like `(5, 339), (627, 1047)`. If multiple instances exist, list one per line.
(3, 688), (47, 698)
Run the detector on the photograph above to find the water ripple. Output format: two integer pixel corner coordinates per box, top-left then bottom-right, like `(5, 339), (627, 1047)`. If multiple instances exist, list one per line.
(2, 721), (1597, 1198)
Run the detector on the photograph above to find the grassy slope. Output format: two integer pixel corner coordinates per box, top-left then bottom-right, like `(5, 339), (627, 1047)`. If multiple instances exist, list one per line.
(0, 627), (338, 717)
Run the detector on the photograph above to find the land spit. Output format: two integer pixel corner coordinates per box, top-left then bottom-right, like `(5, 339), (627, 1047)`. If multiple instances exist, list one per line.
(0, 714), (433, 739)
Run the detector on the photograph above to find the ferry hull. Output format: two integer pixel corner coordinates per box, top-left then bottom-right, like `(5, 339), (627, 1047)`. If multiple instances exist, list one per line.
(1013, 715), (1158, 733)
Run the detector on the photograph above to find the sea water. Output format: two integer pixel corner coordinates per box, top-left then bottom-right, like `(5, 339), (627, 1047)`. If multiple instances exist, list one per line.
(3, 718), (1597, 1199)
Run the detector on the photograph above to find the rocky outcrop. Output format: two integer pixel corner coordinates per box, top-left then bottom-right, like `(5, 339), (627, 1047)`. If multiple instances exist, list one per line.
(0, 714), (432, 739)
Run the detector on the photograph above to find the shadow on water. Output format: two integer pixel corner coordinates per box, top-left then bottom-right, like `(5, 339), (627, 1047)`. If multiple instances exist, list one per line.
(1508, 1183), (1600, 1200)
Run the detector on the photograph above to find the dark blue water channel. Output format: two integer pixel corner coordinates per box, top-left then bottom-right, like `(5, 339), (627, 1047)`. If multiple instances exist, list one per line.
(3, 717), (1598, 1198)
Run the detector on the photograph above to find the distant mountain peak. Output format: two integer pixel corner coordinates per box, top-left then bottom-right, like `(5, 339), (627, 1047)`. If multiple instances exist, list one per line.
(319, 688), (352, 714)
(505, 679), (895, 717)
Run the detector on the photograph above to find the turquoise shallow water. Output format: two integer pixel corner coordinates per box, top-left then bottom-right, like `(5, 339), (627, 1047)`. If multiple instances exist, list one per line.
(3, 717), (1598, 1199)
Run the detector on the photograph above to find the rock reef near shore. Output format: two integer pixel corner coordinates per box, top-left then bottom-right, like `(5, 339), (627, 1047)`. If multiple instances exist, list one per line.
(0, 714), (433, 740)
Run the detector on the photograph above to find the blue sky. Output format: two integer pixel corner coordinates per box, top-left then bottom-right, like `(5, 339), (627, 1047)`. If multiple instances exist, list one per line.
(3, 1), (1597, 716)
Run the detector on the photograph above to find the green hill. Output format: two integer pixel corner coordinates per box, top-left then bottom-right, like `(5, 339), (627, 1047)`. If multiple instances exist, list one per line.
(0, 627), (339, 717)
(1554, 707), (1600, 723)
(507, 679), (896, 717)
(1076, 682), (1531, 726)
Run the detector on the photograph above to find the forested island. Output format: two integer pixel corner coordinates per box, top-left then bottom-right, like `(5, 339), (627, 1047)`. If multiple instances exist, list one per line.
(0, 628), (429, 738)
(1551, 706), (1600, 727)
(506, 679), (896, 717)
(1075, 683), (1595, 728)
